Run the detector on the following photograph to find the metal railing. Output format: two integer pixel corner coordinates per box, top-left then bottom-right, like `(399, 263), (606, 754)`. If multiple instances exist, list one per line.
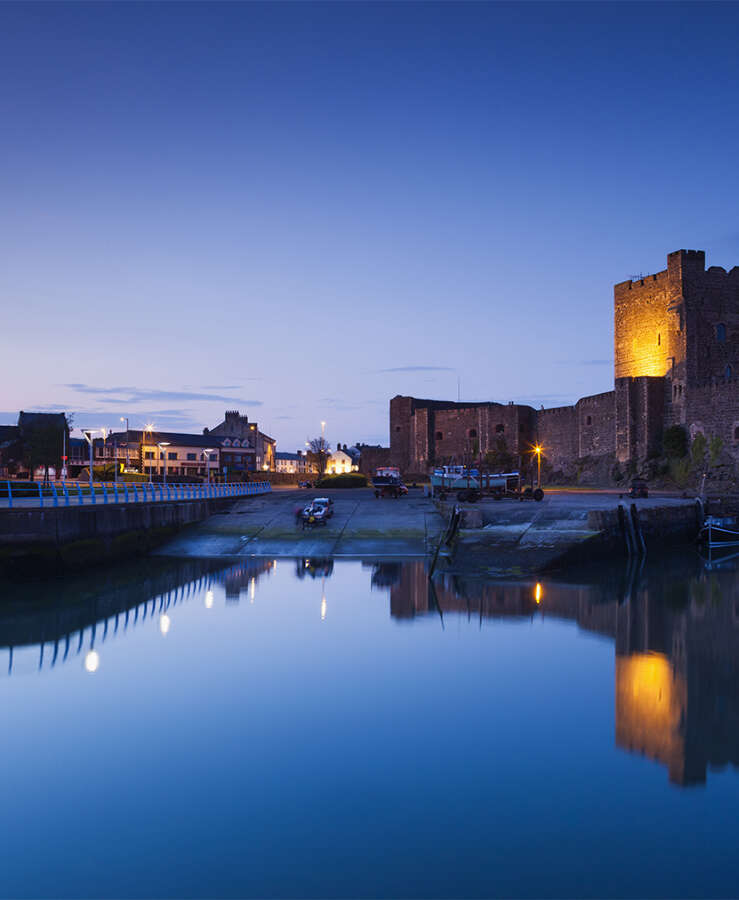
(1, 480), (271, 509)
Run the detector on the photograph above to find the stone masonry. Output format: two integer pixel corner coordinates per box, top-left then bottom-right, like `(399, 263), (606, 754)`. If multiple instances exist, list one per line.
(386, 250), (739, 474)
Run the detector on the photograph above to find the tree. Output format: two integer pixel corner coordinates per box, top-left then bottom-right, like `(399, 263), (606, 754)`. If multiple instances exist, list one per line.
(483, 436), (517, 472)
(662, 425), (688, 459)
(307, 437), (330, 476)
(23, 422), (66, 483)
(708, 435), (724, 467)
(691, 432), (707, 470)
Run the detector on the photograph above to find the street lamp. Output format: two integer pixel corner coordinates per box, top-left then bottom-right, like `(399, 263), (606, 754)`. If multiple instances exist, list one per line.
(145, 424), (154, 483)
(82, 429), (102, 489)
(533, 444), (543, 490)
(203, 448), (213, 485)
(158, 442), (170, 484)
(120, 416), (130, 472)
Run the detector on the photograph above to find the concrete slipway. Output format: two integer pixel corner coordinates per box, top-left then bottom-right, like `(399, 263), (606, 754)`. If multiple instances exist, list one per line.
(158, 487), (702, 575)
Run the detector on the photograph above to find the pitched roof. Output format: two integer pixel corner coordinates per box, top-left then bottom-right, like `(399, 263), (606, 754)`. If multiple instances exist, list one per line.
(18, 411), (67, 429)
(101, 429), (222, 448)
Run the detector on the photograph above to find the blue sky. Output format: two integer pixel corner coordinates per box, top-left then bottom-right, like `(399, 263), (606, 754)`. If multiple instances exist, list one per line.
(1, 2), (738, 448)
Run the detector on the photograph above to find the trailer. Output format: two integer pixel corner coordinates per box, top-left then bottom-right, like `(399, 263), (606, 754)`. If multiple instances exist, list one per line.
(430, 467), (543, 502)
(372, 467), (408, 499)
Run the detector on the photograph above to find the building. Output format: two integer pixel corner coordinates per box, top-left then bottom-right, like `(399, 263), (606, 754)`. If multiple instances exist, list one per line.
(388, 249), (739, 474)
(206, 411), (275, 474)
(96, 430), (219, 479)
(275, 451), (316, 474)
(325, 449), (356, 475)
(95, 410), (276, 479)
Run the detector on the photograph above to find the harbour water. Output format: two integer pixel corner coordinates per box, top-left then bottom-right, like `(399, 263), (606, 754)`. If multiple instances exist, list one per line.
(1, 551), (738, 898)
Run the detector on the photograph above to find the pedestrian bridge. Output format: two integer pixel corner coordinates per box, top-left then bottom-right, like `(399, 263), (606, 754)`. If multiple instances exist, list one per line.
(0, 479), (271, 509)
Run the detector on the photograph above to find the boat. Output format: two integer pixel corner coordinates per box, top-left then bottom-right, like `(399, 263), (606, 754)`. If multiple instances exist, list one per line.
(698, 515), (739, 548)
(371, 467), (407, 498)
(429, 466), (518, 492)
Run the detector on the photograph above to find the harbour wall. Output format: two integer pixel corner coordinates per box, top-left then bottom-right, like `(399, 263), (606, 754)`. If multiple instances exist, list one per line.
(0, 497), (241, 574)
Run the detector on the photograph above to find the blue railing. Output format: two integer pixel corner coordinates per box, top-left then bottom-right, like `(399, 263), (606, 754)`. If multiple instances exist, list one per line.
(1, 481), (271, 509)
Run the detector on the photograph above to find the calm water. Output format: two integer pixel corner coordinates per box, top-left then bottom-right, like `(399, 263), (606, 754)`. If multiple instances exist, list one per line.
(1, 551), (738, 899)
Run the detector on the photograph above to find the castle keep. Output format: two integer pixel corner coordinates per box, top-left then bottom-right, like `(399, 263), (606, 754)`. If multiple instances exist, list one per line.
(389, 250), (739, 474)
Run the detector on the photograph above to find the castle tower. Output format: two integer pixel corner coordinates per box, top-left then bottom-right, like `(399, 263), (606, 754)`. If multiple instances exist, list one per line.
(614, 250), (739, 462)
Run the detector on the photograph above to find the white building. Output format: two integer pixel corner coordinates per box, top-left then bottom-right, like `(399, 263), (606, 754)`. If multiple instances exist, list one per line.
(275, 450), (316, 474)
(325, 449), (356, 475)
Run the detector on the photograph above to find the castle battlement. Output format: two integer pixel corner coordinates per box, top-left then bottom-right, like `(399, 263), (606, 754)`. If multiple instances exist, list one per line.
(388, 249), (738, 473)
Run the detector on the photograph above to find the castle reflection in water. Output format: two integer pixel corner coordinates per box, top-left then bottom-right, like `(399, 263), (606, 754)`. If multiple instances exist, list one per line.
(373, 555), (739, 788)
(1, 551), (737, 788)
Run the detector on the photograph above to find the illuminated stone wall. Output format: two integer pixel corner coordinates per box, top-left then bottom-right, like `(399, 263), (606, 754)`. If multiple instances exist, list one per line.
(537, 405), (578, 470)
(577, 391), (616, 458)
(387, 249), (738, 473)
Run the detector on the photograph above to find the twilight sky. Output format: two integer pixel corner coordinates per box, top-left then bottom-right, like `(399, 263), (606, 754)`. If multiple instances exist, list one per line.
(1, 2), (738, 449)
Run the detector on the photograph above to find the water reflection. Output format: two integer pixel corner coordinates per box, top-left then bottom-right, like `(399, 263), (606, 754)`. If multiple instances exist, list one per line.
(0, 557), (277, 676)
(368, 552), (739, 787)
(1, 550), (737, 788)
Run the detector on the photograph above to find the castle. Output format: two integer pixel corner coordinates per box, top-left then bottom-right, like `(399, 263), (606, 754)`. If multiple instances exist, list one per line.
(388, 250), (739, 475)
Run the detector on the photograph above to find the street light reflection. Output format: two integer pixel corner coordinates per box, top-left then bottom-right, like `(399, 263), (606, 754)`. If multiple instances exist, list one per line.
(204, 590), (214, 609)
(84, 650), (100, 673)
(160, 614), (171, 635)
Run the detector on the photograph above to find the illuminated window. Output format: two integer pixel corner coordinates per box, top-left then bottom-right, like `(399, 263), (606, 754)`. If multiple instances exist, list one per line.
(716, 323), (726, 343)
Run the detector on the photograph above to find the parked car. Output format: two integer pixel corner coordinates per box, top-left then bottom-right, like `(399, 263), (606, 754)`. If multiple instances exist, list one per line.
(298, 481), (313, 488)
(312, 497), (334, 517)
(301, 502), (329, 526)
(628, 478), (649, 499)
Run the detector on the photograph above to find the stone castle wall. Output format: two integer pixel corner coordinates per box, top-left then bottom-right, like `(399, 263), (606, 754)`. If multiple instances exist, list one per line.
(537, 406), (578, 470)
(382, 250), (739, 474)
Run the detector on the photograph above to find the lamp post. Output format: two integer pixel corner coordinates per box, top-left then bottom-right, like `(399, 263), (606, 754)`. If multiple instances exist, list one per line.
(120, 416), (129, 472)
(145, 424), (154, 483)
(534, 444), (542, 490)
(82, 429), (101, 490)
(158, 442), (170, 484)
(203, 448), (213, 485)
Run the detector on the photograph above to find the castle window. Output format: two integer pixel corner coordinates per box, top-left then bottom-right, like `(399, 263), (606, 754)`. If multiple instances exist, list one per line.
(726, 365), (733, 379)
(586, 415), (592, 426)
(395, 426), (401, 432)
(495, 424), (505, 434)
(734, 425), (739, 442)
(468, 428), (477, 438)
(657, 333), (661, 346)
(435, 431), (443, 441)
(716, 323), (727, 343)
